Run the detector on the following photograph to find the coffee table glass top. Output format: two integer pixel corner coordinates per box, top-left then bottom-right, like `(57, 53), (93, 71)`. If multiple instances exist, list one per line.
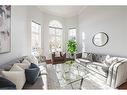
(53, 62), (88, 89)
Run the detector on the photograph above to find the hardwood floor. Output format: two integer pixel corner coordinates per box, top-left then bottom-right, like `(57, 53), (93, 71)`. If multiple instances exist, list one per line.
(117, 82), (127, 89)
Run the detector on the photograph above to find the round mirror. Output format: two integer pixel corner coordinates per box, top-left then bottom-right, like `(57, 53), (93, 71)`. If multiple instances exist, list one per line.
(92, 32), (109, 47)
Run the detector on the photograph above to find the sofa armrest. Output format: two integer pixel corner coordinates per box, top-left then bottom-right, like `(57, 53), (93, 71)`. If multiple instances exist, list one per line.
(107, 61), (127, 88)
(106, 62), (117, 86)
(111, 61), (127, 88)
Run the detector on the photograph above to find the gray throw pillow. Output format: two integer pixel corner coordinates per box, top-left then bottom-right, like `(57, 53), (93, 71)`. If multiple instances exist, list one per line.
(82, 52), (93, 61)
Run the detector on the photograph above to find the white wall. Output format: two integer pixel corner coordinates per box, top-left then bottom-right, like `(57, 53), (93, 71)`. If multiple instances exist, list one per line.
(0, 6), (28, 64)
(0, 6), (79, 64)
(79, 6), (127, 57)
(27, 6), (44, 55)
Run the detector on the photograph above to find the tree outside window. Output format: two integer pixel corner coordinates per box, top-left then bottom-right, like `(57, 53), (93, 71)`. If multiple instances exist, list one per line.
(49, 20), (63, 53)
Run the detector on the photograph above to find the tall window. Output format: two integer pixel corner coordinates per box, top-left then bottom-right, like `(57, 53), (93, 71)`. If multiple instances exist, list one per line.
(68, 28), (77, 40)
(31, 21), (41, 56)
(49, 20), (63, 52)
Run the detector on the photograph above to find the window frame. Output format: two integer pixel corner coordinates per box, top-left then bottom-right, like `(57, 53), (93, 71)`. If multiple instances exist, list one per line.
(31, 20), (41, 56)
(49, 20), (63, 53)
(68, 28), (77, 40)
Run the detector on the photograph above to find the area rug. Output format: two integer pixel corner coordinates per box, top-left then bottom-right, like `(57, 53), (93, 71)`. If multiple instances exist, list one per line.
(46, 64), (113, 90)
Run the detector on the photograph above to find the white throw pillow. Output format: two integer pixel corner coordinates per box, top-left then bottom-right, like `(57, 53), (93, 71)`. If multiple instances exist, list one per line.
(22, 59), (31, 66)
(104, 55), (118, 66)
(13, 63), (29, 70)
(82, 52), (88, 59)
(25, 55), (38, 65)
(2, 65), (26, 89)
(55, 52), (60, 57)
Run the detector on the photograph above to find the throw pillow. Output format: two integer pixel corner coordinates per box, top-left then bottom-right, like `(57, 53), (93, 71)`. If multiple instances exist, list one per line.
(82, 52), (88, 59)
(22, 59), (31, 66)
(13, 63), (30, 70)
(25, 63), (40, 84)
(104, 55), (118, 66)
(55, 52), (60, 57)
(25, 55), (38, 65)
(0, 77), (16, 89)
(30, 63), (38, 68)
(2, 65), (26, 89)
(82, 52), (93, 61)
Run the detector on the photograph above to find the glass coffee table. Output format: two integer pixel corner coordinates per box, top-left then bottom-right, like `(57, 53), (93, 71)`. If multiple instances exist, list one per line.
(53, 62), (89, 89)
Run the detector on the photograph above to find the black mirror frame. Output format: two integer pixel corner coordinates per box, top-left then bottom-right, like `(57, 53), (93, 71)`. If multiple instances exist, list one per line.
(92, 32), (109, 47)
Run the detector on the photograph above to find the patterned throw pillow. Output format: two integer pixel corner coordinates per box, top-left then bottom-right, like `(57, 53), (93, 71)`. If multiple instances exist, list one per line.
(82, 52), (93, 61)
(25, 56), (38, 65)
(82, 52), (88, 59)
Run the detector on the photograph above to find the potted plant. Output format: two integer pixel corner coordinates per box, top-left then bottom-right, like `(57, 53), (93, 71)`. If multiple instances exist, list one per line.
(67, 39), (77, 59)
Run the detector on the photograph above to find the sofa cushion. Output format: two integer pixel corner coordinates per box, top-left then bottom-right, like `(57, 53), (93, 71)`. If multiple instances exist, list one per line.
(86, 62), (109, 77)
(25, 63), (40, 84)
(23, 75), (44, 89)
(0, 77), (16, 89)
(0, 64), (13, 71)
(0, 56), (27, 71)
(92, 53), (106, 63)
(2, 65), (26, 89)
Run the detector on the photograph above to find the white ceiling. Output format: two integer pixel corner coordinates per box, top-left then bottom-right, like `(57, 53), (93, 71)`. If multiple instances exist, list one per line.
(37, 6), (86, 18)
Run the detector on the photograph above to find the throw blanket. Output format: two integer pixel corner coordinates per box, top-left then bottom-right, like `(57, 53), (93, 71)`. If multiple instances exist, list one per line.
(107, 59), (127, 88)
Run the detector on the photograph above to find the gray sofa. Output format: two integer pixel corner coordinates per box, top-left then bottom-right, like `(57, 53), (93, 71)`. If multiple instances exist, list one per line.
(75, 52), (127, 88)
(0, 56), (48, 90)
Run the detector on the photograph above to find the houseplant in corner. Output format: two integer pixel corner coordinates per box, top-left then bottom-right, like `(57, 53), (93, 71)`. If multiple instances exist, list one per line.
(66, 39), (77, 64)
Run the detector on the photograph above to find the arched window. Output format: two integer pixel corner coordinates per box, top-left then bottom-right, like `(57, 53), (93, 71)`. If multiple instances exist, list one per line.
(49, 20), (63, 52)
(49, 20), (62, 28)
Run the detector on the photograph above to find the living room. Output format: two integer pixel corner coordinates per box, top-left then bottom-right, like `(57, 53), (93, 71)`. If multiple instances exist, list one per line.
(1, 2), (127, 92)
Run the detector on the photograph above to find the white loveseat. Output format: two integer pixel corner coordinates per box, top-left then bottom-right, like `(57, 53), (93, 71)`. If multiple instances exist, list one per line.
(75, 52), (127, 88)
